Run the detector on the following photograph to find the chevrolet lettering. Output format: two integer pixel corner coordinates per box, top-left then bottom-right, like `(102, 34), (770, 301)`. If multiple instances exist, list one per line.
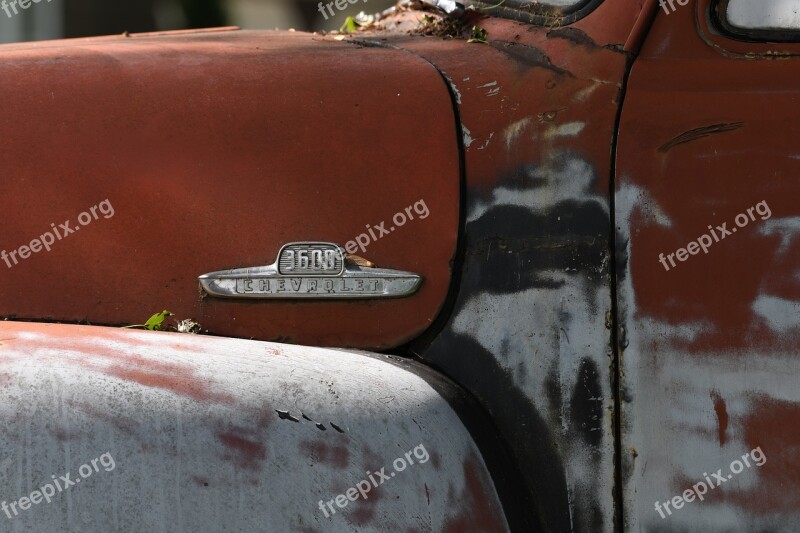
(198, 242), (422, 300)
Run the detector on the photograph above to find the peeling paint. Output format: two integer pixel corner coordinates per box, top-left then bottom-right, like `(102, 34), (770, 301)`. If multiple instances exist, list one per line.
(759, 216), (800, 253)
(503, 117), (532, 151)
(477, 132), (495, 151)
(752, 295), (800, 333)
(543, 121), (586, 139)
(468, 151), (607, 223)
(0, 322), (509, 532)
(462, 124), (474, 148)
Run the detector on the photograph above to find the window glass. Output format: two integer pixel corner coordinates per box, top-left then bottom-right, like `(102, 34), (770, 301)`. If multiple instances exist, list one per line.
(727, 0), (800, 30)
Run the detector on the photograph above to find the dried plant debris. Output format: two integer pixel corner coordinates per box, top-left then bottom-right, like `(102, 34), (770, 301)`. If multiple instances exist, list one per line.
(345, 254), (377, 268)
(122, 311), (204, 334)
(408, 0), (492, 42)
(338, 11), (378, 34)
(467, 25), (489, 44)
(177, 319), (202, 334)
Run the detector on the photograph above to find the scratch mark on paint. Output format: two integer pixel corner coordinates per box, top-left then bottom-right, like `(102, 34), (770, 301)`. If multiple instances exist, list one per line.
(710, 390), (728, 446)
(477, 132), (494, 151)
(658, 122), (745, 153)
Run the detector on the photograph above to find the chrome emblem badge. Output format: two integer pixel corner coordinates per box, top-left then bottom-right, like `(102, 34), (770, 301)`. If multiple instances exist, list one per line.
(198, 242), (422, 299)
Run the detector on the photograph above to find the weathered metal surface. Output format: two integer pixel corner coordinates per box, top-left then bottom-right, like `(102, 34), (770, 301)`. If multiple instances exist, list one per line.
(0, 29), (459, 350)
(617, 0), (800, 530)
(0, 321), (508, 532)
(360, 2), (650, 530)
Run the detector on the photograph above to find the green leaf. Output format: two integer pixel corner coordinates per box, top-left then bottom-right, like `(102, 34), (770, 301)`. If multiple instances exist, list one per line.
(467, 25), (489, 45)
(340, 16), (358, 34)
(144, 310), (173, 331)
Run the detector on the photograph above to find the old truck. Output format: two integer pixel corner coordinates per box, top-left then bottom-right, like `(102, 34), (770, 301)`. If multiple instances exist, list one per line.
(1, 0), (798, 531)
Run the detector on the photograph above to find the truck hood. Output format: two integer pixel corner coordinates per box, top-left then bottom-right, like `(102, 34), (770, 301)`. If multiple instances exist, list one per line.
(0, 29), (460, 349)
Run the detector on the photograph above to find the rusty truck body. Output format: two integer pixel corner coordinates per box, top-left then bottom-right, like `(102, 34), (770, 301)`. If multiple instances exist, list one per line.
(1, 0), (798, 531)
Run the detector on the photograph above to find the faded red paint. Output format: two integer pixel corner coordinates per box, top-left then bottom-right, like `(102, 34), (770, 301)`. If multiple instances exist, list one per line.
(347, 503), (380, 528)
(67, 399), (139, 435)
(371, 3), (643, 529)
(443, 455), (507, 533)
(735, 397), (800, 513)
(299, 441), (350, 469)
(218, 432), (267, 470)
(104, 365), (234, 405)
(51, 427), (82, 442)
(619, 0), (800, 348)
(345, 450), (386, 527)
(0, 323), (236, 404)
(618, 0), (800, 527)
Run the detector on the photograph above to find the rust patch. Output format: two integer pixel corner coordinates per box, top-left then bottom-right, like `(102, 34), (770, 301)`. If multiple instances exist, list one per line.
(52, 427), (82, 442)
(443, 455), (507, 533)
(710, 390), (729, 446)
(104, 365), (233, 404)
(490, 41), (572, 77)
(67, 399), (139, 435)
(657, 122), (745, 153)
(299, 441), (350, 469)
(546, 27), (599, 49)
(733, 396), (800, 513)
(345, 448), (387, 527)
(345, 480), (385, 527)
(218, 432), (267, 470)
